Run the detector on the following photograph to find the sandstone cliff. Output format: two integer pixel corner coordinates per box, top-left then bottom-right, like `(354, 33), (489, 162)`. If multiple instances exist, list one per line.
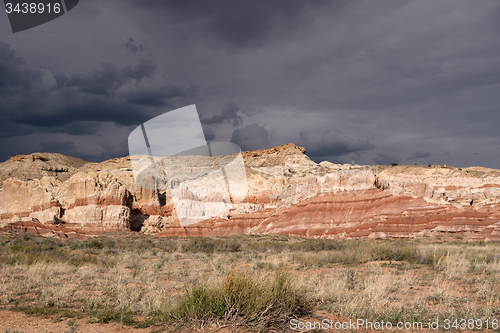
(1, 145), (500, 241)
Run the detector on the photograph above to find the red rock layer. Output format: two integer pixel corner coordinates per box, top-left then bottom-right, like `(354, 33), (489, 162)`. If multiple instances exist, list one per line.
(157, 189), (500, 241)
(4, 221), (90, 239)
(2, 146), (500, 241)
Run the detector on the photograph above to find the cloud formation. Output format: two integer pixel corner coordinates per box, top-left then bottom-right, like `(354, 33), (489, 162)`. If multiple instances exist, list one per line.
(201, 102), (243, 127)
(123, 37), (148, 53)
(407, 151), (432, 160)
(39, 140), (77, 156)
(133, 0), (334, 49)
(53, 58), (157, 95)
(230, 124), (269, 151)
(296, 131), (374, 162)
(374, 152), (401, 166)
(0, 42), (197, 134)
(1, 0), (500, 168)
(203, 128), (216, 141)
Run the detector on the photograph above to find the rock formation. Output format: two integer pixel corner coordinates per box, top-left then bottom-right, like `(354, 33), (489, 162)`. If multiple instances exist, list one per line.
(1, 145), (500, 241)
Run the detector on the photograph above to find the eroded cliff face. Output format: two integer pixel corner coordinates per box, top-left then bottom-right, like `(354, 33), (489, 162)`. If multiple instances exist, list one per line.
(1, 145), (500, 240)
(0, 154), (171, 236)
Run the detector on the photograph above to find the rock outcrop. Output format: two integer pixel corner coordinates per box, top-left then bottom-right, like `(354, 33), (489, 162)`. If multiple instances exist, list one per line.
(0, 153), (87, 189)
(1, 145), (500, 241)
(0, 154), (168, 233)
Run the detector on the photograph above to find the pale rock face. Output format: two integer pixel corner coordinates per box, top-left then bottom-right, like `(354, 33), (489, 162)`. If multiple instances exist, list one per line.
(0, 158), (154, 231)
(0, 153), (87, 190)
(0, 178), (61, 226)
(63, 205), (131, 230)
(140, 215), (174, 234)
(2, 145), (500, 241)
(377, 166), (500, 207)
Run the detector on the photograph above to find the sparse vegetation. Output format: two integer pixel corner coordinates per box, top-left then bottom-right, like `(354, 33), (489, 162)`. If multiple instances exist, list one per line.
(174, 269), (311, 328)
(0, 232), (499, 331)
(64, 322), (79, 333)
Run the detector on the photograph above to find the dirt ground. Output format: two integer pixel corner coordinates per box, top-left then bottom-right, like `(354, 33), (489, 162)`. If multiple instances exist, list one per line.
(0, 310), (258, 333)
(0, 310), (152, 333)
(0, 310), (484, 333)
(1, 235), (498, 333)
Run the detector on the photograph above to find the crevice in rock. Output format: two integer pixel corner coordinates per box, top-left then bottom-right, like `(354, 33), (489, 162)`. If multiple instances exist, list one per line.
(158, 191), (167, 206)
(131, 208), (148, 232)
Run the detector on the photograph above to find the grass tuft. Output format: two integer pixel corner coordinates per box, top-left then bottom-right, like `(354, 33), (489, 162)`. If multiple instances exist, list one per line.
(174, 269), (312, 327)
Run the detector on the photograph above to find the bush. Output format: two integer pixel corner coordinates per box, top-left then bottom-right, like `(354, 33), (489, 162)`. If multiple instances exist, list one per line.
(173, 270), (312, 326)
(294, 238), (345, 252)
(175, 284), (227, 318)
(181, 237), (241, 253)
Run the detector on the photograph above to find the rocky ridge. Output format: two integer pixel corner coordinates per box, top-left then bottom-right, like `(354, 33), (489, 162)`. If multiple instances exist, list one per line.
(1, 144), (500, 241)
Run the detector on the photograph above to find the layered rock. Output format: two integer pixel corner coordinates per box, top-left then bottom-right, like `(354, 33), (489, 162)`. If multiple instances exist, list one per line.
(1, 145), (500, 240)
(0, 153), (87, 189)
(0, 155), (165, 232)
(376, 165), (500, 206)
(0, 177), (62, 225)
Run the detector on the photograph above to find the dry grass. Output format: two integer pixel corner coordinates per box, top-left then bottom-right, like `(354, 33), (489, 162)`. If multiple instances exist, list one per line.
(0, 232), (499, 330)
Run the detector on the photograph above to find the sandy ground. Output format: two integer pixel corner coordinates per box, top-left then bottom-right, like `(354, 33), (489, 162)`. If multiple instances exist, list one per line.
(0, 310), (252, 333)
(0, 309), (484, 333)
(0, 310), (152, 333)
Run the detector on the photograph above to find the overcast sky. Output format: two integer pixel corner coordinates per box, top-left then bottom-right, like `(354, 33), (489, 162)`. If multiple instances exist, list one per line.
(1, 0), (500, 168)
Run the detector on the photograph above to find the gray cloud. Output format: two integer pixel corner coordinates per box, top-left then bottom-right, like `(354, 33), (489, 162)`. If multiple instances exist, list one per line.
(203, 128), (216, 141)
(53, 58), (157, 95)
(0, 42), (197, 139)
(230, 124), (269, 151)
(0, 42), (42, 94)
(407, 151), (432, 160)
(1, 0), (500, 168)
(296, 131), (374, 162)
(132, 0), (335, 49)
(374, 152), (401, 166)
(39, 140), (77, 156)
(123, 37), (148, 54)
(201, 102), (243, 127)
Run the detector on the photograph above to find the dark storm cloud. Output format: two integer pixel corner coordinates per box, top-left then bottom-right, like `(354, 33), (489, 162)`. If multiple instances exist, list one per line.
(296, 131), (374, 159)
(39, 140), (77, 156)
(374, 152), (401, 166)
(2, 0), (500, 167)
(123, 37), (148, 54)
(407, 151), (432, 160)
(0, 42), (42, 92)
(132, 0), (335, 49)
(201, 102), (243, 127)
(203, 128), (216, 141)
(45, 122), (104, 136)
(16, 100), (144, 128)
(53, 58), (157, 95)
(230, 124), (269, 151)
(125, 83), (198, 106)
(0, 42), (197, 138)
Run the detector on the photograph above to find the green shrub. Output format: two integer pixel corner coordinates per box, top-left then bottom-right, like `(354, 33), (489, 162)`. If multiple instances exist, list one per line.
(181, 237), (241, 253)
(173, 270), (312, 326)
(175, 284), (227, 318)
